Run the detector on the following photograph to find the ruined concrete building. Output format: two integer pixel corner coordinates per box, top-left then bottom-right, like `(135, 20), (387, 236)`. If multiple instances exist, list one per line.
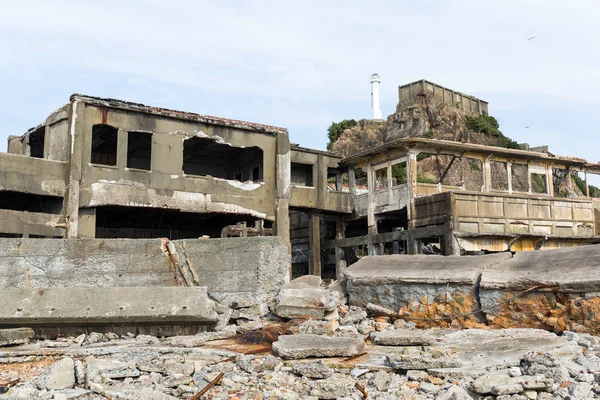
(3, 82), (600, 280)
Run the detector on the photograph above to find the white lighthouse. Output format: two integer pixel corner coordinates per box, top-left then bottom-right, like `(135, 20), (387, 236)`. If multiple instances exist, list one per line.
(370, 73), (383, 120)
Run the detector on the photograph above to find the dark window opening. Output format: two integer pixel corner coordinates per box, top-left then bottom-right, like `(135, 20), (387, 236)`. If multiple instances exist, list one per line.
(29, 126), (45, 158)
(91, 124), (118, 166)
(291, 163), (313, 186)
(0, 233), (22, 238)
(183, 137), (263, 182)
(95, 206), (257, 239)
(0, 191), (63, 214)
(127, 131), (152, 170)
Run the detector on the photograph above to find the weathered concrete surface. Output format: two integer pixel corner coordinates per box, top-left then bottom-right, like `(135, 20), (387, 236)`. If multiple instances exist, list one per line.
(0, 287), (217, 335)
(480, 245), (600, 335)
(183, 236), (290, 306)
(272, 334), (364, 359)
(345, 253), (510, 311)
(0, 237), (290, 307)
(372, 329), (440, 346)
(274, 277), (338, 320)
(481, 244), (600, 292)
(0, 327), (34, 346)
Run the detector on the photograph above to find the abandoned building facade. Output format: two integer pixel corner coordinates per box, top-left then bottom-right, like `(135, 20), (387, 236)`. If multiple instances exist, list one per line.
(3, 81), (600, 279)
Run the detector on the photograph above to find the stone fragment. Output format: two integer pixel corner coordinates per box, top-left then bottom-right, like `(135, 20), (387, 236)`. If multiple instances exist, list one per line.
(0, 328), (34, 347)
(406, 370), (429, 381)
(275, 283), (329, 319)
(372, 370), (390, 391)
(236, 354), (279, 373)
(292, 360), (334, 379)
(366, 303), (397, 317)
(165, 335), (206, 348)
(36, 356), (75, 390)
(434, 385), (474, 400)
(310, 376), (350, 399)
(372, 329), (438, 346)
(339, 306), (367, 325)
(272, 334), (364, 359)
(470, 372), (524, 395)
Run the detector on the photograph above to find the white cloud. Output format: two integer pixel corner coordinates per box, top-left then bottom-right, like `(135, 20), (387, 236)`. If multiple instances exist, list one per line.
(0, 0), (598, 154)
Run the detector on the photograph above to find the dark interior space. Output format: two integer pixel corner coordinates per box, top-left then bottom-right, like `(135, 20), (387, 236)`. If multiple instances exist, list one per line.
(127, 131), (152, 170)
(291, 163), (313, 186)
(183, 137), (263, 181)
(95, 206), (258, 239)
(29, 126), (45, 158)
(0, 233), (22, 238)
(91, 124), (118, 166)
(0, 191), (63, 214)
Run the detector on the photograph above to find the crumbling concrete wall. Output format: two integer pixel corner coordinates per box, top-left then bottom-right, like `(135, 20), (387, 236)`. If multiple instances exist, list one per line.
(345, 245), (600, 334)
(0, 237), (290, 305)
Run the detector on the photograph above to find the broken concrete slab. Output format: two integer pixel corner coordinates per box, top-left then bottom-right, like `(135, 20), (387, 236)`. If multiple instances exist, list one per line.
(481, 244), (600, 292)
(0, 327), (34, 346)
(272, 334), (364, 359)
(36, 356), (75, 390)
(275, 283), (333, 319)
(0, 287), (217, 336)
(345, 253), (510, 310)
(371, 329), (442, 346)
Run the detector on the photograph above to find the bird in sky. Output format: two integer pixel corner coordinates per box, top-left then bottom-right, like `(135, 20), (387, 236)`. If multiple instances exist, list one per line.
(525, 126), (530, 129)
(527, 36), (536, 40)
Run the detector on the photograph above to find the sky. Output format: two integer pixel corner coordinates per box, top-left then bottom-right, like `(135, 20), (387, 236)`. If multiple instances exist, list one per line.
(1, 0), (599, 169)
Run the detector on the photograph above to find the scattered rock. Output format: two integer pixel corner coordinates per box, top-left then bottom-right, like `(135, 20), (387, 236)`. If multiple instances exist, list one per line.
(36, 356), (75, 390)
(0, 327), (35, 347)
(292, 360), (334, 379)
(272, 334), (364, 359)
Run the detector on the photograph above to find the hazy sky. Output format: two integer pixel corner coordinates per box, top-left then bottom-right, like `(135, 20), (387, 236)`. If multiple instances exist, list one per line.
(1, 1), (599, 164)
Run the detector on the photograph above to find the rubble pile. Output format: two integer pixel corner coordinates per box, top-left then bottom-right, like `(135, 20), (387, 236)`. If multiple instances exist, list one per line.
(2, 276), (600, 399)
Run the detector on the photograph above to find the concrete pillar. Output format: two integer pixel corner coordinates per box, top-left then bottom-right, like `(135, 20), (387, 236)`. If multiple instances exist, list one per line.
(275, 133), (291, 253)
(483, 155), (492, 193)
(116, 129), (128, 169)
(64, 101), (83, 238)
(507, 161), (513, 194)
(406, 149), (419, 254)
(349, 167), (357, 197)
(335, 171), (343, 192)
(78, 208), (97, 238)
(334, 218), (346, 279)
(308, 212), (321, 277)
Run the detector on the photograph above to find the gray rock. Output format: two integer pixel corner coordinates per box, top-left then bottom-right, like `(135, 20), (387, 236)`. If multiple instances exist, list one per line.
(298, 320), (330, 335)
(340, 307), (367, 325)
(372, 370), (390, 391)
(292, 360), (334, 379)
(372, 329), (438, 346)
(272, 334), (364, 359)
(470, 372), (523, 395)
(310, 376), (350, 399)
(0, 328), (35, 347)
(435, 386), (474, 400)
(275, 284), (328, 319)
(36, 356), (75, 390)
(236, 354), (279, 373)
(569, 381), (593, 398)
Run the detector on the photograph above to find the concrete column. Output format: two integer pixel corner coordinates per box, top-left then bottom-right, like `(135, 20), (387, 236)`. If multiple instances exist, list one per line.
(334, 218), (346, 279)
(335, 172), (343, 192)
(78, 208), (97, 238)
(483, 155), (492, 192)
(116, 129), (128, 169)
(275, 133), (291, 253)
(349, 167), (357, 197)
(308, 212), (321, 277)
(366, 161), (376, 232)
(507, 161), (513, 194)
(546, 164), (554, 196)
(406, 149), (419, 255)
(64, 100), (83, 238)
(442, 222), (460, 255)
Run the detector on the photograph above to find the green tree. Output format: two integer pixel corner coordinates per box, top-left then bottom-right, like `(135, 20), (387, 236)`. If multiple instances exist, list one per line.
(327, 119), (357, 150)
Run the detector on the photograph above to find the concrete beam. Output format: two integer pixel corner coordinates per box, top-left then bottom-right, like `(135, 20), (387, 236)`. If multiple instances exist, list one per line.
(0, 287), (217, 335)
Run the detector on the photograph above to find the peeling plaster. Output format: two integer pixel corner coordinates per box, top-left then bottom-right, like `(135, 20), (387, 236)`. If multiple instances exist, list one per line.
(88, 182), (267, 219)
(223, 179), (262, 191)
(41, 180), (66, 196)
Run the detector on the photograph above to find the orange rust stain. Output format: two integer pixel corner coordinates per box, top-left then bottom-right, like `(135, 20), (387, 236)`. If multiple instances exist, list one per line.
(397, 291), (486, 330)
(487, 292), (600, 336)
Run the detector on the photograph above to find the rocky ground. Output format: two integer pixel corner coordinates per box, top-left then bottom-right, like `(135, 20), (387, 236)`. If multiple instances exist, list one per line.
(2, 276), (600, 399)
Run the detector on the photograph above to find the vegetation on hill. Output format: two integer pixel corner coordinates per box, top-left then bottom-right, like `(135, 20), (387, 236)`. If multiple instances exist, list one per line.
(327, 119), (357, 150)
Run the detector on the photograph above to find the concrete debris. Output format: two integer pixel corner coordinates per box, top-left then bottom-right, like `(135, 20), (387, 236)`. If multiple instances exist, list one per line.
(272, 334), (365, 359)
(274, 276), (341, 320)
(0, 325), (599, 399)
(0, 328), (34, 347)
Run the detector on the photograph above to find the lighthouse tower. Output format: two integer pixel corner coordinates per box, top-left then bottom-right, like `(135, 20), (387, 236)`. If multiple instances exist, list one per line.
(370, 73), (383, 120)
